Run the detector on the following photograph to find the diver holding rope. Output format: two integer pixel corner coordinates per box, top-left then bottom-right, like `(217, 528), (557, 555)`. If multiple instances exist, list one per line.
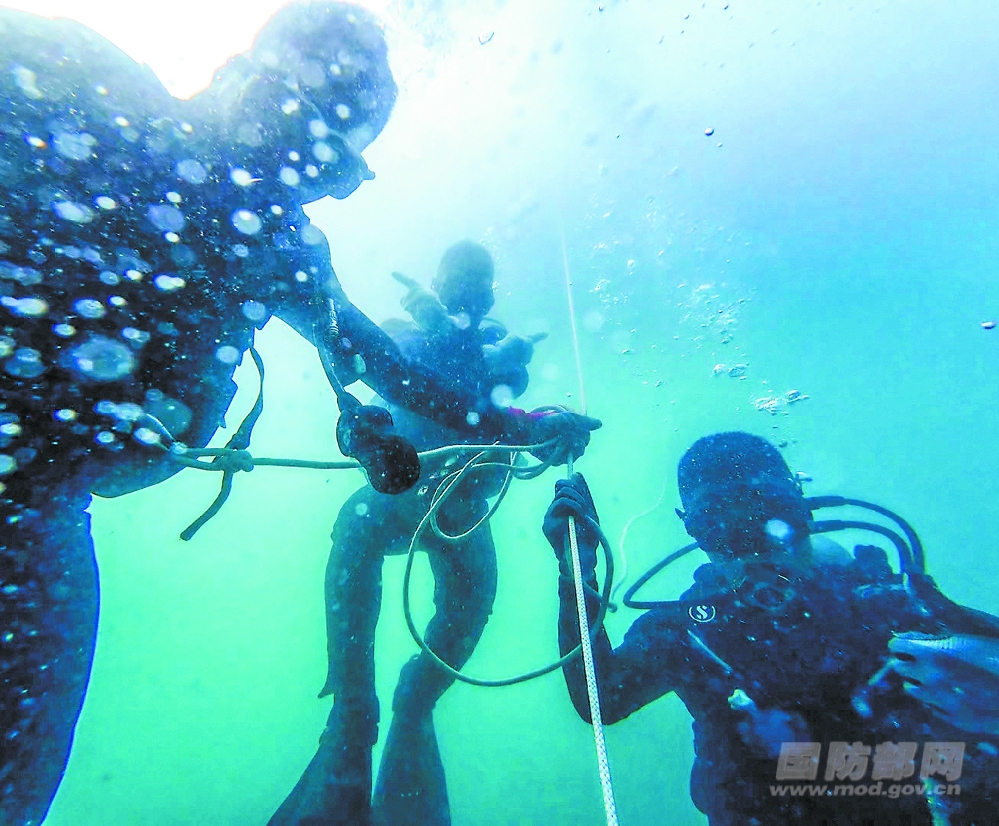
(544, 432), (999, 826)
(269, 242), (596, 826)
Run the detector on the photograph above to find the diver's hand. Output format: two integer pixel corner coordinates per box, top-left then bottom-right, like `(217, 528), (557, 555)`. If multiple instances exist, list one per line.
(335, 404), (421, 495)
(529, 411), (602, 466)
(391, 271), (442, 317)
(885, 633), (999, 736)
(543, 473), (600, 570)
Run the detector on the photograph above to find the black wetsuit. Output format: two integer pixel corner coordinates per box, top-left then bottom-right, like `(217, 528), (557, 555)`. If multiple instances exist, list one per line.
(558, 545), (999, 825)
(270, 312), (513, 826)
(0, 9), (528, 825)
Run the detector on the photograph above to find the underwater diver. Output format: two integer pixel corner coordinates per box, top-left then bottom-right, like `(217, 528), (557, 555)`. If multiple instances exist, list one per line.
(0, 5), (597, 824)
(544, 432), (999, 826)
(269, 241), (548, 826)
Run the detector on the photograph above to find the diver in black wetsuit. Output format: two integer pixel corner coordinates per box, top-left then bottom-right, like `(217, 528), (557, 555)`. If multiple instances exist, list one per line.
(0, 6), (597, 824)
(270, 241), (546, 826)
(544, 432), (999, 826)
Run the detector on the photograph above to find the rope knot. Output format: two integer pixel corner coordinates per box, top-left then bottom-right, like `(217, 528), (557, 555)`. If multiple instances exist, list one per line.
(216, 449), (254, 474)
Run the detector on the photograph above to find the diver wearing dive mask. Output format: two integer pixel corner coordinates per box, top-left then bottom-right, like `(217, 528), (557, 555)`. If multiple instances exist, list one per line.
(543, 431), (999, 826)
(271, 242), (553, 826)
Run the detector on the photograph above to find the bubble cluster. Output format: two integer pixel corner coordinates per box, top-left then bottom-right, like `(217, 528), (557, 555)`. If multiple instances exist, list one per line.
(1, 297), (48, 317)
(154, 274), (186, 291)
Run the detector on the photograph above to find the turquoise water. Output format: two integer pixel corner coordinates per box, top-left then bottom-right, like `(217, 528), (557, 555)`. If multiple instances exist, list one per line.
(29, 1), (999, 823)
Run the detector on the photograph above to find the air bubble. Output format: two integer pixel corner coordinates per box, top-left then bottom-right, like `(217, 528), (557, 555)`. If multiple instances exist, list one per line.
(73, 298), (105, 319)
(215, 345), (240, 364)
(313, 142), (337, 163)
(176, 159), (207, 184)
(490, 384), (514, 409)
(5, 349), (44, 379)
(134, 427), (161, 446)
(230, 169), (255, 187)
(279, 167), (301, 187)
(53, 132), (96, 160)
(154, 274), (186, 291)
(68, 336), (137, 381)
(53, 201), (94, 224)
(241, 301), (267, 322)
(1, 297), (48, 317)
(122, 327), (150, 346)
(147, 204), (186, 233)
(231, 209), (262, 235)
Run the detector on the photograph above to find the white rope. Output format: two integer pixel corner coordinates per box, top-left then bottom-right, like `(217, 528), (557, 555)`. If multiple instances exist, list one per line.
(560, 223), (588, 416)
(561, 218), (619, 825)
(568, 510), (620, 826)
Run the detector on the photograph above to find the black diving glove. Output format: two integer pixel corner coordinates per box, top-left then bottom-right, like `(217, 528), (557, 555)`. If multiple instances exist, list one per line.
(543, 473), (601, 574)
(336, 404), (421, 495)
(529, 411), (602, 466)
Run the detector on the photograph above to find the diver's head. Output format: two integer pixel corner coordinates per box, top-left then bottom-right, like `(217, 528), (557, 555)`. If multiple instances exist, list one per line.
(195, 1), (397, 201)
(432, 241), (495, 326)
(676, 431), (811, 560)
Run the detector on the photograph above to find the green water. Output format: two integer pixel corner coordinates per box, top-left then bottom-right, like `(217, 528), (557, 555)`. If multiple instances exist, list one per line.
(38, 0), (999, 823)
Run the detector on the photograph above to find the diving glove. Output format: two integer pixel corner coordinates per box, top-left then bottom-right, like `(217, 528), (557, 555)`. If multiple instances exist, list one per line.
(543, 473), (601, 573)
(336, 404), (421, 494)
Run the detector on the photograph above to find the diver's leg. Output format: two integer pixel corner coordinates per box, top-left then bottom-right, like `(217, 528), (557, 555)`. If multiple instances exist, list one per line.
(0, 479), (98, 826)
(372, 524), (498, 826)
(269, 486), (412, 826)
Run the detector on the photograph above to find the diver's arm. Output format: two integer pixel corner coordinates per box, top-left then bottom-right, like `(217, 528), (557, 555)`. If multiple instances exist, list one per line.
(274, 237), (599, 456)
(546, 475), (677, 723)
(557, 576), (679, 724)
(274, 268), (559, 443)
